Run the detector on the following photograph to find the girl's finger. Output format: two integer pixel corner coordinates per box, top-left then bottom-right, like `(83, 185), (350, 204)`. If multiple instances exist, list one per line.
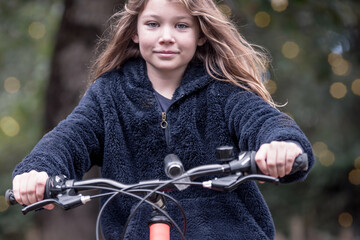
(25, 171), (38, 204)
(43, 204), (55, 210)
(255, 145), (269, 175)
(35, 172), (48, 202)
(12, 175), (23, 205)
(19, 173), (31, 205)
(276, 144), (286, 178)
(265, 147), (278, 178)
(285, 151), (294, 175)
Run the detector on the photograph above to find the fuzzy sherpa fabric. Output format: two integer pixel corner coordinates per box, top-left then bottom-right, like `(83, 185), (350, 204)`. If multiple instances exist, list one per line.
(13, 58), (314, 240)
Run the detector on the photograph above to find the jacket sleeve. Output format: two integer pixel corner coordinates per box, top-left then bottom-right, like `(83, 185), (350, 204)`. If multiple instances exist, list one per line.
(224, 90), (314, 183)
(12, 80), (105, 180)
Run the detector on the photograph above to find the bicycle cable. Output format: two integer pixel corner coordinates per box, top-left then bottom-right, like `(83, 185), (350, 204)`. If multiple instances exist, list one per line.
(121, 169), (220, 240)
(72, 183), (186, 240)
(63, 184), (185, 240)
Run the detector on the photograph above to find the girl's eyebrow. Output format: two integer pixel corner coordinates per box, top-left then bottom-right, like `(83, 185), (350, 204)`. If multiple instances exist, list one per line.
(141, 14), (193, 21)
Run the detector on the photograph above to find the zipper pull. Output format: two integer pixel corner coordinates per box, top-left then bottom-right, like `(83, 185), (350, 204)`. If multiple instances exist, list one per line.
(160, 112), (168, 129)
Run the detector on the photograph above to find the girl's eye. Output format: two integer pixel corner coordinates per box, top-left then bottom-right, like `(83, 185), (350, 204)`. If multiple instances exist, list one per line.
(176, 23), (188, 29)
(146, 22), (159, 28)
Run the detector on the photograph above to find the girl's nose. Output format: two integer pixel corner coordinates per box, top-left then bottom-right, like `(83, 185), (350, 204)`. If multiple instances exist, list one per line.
(159, 26), (175, 44)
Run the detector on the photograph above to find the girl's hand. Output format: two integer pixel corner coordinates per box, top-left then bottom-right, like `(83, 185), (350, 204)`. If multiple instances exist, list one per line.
(12, 170), (54, 210)
(255, 141), (303, 178)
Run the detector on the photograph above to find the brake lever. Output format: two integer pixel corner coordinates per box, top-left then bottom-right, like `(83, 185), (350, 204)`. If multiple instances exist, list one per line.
(203, 174), (279, 192)
(21, 199), (60, 215)
(21, 191), (90, 215)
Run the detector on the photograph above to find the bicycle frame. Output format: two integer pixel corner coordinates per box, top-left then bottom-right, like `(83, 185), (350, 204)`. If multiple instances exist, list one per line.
(148, 194), (172, 240)
(150, 223), (170, 240)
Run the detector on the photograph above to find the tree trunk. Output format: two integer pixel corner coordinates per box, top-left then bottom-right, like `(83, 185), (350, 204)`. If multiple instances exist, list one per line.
(36, 1), (123, 239)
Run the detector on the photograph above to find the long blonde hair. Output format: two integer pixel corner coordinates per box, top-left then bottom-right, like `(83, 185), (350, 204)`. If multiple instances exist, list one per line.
(91, 0), (275, 107)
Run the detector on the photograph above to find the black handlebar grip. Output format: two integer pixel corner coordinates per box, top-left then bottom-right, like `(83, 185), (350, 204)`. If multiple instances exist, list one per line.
(289, 153), (308, 174)
(5, 189), (17, 206)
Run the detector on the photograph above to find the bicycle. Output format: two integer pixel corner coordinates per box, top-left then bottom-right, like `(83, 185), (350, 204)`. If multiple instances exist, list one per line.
(6, 146), (308, 240)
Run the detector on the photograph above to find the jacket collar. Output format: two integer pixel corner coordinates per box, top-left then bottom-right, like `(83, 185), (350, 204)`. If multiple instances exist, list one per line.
(120, 58), (213, 101)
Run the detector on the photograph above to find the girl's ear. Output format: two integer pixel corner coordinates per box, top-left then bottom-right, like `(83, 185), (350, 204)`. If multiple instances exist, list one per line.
(197, 36), (206, 46)
(132, 34), (139, 43)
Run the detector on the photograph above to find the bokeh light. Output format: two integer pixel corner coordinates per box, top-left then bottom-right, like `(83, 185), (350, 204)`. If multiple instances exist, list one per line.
(332, 61), (350, 76)
(271, 0), (289, 12)
(338, 212), (353, 228)
(254, 11), (271, 28)
(351, 79), (360, 96)
(4, 77), (21, 93)
(0, 196), (9, 212)
(319, 149), (335, 167)
(266, 80), (277, 94)
(328, 53), (350, 76)
(349, 169), (360, 185)
(313, 141), (335, 167)
(355, 156), (360, 169)
(28, 21), (46, 40)
(0, 116), (20, 137)
(312, 141), (328, 157)
(328, 52), (342, 66)
(281, 41), (300, 59)
(218, 4), (232, 18)
(330, 82), (347, 99)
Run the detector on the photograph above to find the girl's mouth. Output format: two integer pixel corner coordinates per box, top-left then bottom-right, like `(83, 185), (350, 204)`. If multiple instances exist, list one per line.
(154, 51), (179, 58)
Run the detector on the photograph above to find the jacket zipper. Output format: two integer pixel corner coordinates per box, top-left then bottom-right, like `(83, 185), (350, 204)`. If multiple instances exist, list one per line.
(154, 94), (171, 146)
(160, 112), (168, 129)
(160, 111), (171, 146)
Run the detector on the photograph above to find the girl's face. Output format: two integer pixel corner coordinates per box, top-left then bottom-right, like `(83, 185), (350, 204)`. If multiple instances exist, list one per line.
(132, 0), (205, 76)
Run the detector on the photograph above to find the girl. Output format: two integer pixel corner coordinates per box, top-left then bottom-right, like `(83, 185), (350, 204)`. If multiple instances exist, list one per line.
(12, 0), (314, 239)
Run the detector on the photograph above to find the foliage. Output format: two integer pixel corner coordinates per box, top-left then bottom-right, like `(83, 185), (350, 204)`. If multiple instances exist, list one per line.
(0, 0), (63, 238)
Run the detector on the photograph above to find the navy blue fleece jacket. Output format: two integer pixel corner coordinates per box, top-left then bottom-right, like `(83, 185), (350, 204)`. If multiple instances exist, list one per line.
(13, 58), (314, 239)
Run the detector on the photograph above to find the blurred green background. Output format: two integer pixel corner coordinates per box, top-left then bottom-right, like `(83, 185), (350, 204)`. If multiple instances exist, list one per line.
(0, 0), (359, 239)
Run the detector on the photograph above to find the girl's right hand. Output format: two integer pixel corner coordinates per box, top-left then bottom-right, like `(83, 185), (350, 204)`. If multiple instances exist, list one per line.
(12, 170), (54, 210)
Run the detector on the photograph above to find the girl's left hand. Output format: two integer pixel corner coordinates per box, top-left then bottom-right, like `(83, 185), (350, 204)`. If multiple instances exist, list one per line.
(255, 141), (303, 178)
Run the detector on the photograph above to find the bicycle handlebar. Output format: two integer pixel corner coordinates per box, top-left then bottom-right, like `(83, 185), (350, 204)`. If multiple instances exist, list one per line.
(5, 150), (308, 240)
(5, 151), (308, 208)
